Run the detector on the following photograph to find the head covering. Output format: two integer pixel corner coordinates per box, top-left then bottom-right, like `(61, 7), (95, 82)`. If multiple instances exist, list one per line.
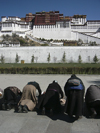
(71, 74), (76, 78)
(0, 88), (4, 99)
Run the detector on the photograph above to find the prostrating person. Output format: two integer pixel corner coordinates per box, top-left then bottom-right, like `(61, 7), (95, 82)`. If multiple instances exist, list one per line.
(85, 85), (100, 118)
(64, 74), (85, 119)
(18, 81), (42, 113)
(36, 80), (64, 115)
(2, 86), (22, 110)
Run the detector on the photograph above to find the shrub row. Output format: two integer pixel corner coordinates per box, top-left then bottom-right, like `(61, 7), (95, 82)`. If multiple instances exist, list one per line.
(0, 67), (100, 74)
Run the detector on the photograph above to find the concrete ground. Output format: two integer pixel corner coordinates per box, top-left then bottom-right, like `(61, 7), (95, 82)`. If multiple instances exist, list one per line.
(0, 74), (100, 133)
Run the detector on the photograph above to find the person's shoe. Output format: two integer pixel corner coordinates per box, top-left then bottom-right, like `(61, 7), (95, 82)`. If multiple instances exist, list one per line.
(41, 107), (45, 115)
(2, 103), (6, 110)
(23, 105), (28, 113)
(7, 103), (12, 110)
(18, 105), (23, 113)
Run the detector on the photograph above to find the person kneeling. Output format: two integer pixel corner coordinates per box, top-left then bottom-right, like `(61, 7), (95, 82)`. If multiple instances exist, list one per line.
(36, 80), (64, 116)
(64, 74), (85, 120)
(17, 81), (41, 113)
(85, 85), (100, 118)
(2, 86), (22, 110)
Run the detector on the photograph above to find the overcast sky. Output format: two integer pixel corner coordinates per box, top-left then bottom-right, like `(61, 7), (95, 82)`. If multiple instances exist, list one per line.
(0, 0), (100, 21)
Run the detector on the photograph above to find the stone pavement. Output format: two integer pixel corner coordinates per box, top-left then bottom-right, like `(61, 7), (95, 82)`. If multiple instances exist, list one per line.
(0, 74), (100, 133)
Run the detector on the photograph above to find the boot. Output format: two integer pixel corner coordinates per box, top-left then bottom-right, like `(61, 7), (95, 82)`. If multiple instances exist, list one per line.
(23, 105), (28, 113)
(18, 105), (23, 113)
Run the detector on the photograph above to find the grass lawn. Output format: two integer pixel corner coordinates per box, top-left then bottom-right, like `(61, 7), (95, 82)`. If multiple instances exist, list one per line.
(0, 63), (100, 68)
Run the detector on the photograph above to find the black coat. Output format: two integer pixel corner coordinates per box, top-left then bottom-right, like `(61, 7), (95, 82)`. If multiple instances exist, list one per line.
(46, 81), (64, 98)
(3, 86), (22, 104)
(64, 75), (85, 96)
(64, 75), (85, 117)
(85, 85), (100, 103)
(37, 81), (64, 112)
(85, 85), (100, 116)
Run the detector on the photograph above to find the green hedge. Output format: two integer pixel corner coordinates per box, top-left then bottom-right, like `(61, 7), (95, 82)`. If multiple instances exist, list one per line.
(0, 67), (100, 74)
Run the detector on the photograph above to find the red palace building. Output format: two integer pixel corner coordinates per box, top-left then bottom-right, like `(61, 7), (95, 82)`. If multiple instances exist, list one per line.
(25, 11), (72, 25)
(34, 11), (63, 25)
(25, 11), (73, 26)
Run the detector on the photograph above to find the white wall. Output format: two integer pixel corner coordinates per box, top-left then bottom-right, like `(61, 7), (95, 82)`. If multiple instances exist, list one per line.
(32, 25), (100, 43)
(0, 46), (100, 63)
(78, 33), (100, 44)
(33, 25), (71, 40)
(92, 32), (100, 38)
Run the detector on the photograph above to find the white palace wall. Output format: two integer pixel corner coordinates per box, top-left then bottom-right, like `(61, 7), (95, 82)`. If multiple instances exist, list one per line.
(33, 25), (71, 40)
(0, 46), (100, 63)
(78, 33), (100, 44)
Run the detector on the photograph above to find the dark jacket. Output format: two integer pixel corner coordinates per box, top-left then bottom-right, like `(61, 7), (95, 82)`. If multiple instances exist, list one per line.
(46, 81), (64, 99)
(64, 75), (85, 117)
(3, 86), (22, 104)
(85, 85), (100, 103)
(64, 74), (85, 96)
(36, 81), (64, 111)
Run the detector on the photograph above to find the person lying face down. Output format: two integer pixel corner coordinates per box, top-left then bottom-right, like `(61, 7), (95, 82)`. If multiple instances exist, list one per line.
(36, 80), (64, 115)
(17, 81), (42, 113)
(85, 85), (100, 118)
(64, 74), (85, 120)
(2, 86), (22, 110)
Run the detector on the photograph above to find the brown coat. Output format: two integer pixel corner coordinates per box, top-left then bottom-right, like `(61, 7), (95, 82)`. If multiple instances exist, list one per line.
(19, 84), (37, 111)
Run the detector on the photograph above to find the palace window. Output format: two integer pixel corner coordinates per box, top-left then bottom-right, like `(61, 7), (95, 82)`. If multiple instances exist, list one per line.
(21, 25), (28, 28)
(3, 23), (12, 27)
(60, 22), (69, 28)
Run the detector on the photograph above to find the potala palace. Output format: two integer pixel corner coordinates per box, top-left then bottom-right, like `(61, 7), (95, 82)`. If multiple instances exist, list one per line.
(0, 11), (100, 63)
(0, 11), (100, 44)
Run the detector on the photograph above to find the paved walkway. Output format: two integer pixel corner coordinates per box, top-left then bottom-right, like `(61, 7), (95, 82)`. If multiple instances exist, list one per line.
(0, 74), (100, 133)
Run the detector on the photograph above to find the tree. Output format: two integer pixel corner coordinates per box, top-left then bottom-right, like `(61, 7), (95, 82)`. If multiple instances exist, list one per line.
(47, 53), (50, 63)
(77, 39), (83, 46)
(0, 54), (5, 63)
(93, 54), (99, 63)
(15, 53), (19, 63)
(2, 35), (6, 40)
(31, 54), (35, 63)
(78, 55), (82, 63)
(89, 41), (97, 46)
(62, 51), (66, 63)
(19, 39), (25, 45)
(12, 33), (18, 38)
